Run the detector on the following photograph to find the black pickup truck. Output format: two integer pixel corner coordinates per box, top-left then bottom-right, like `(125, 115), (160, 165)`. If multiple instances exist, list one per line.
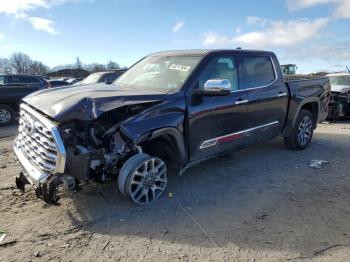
(14, 50), (330, 205)
(0, 74), (50, 125)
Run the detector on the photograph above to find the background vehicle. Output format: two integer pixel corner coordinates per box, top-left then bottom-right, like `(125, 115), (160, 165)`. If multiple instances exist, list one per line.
(281, 64), (297, 75)
(0, 74), (50, 125)
(326, 73), (350, 119)
(49, 80), (70, 88)
(13, 50), (330, 205)
(79, 70), (126, 85)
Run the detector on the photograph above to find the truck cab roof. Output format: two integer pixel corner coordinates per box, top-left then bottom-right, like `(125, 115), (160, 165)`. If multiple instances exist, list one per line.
(150, 49), (275, 57)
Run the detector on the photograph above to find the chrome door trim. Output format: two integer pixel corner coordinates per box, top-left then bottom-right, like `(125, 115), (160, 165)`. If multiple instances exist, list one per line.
(235, 99), (249, 105)
(199, 121), (279, 149)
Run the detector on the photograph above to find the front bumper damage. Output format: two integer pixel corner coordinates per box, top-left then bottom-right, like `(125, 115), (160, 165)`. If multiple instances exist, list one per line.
(13, 103), (75, 203)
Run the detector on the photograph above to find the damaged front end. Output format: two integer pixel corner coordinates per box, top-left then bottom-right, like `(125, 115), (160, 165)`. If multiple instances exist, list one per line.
(328, 91), (350, 119)
(13, 101), (155, 204)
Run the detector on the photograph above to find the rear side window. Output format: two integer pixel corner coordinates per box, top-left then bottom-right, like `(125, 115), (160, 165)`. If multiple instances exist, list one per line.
(0, 76), (4, 85)
(242, 56), (276, 89)
(21, 76), (41, 83)
(7, 75), (40, 84)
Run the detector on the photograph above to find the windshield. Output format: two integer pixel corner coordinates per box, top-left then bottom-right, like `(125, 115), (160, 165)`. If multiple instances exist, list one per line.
(329, 75), (350, 86)
(113, 55), (202, 92)
(81, 73), (103, 85)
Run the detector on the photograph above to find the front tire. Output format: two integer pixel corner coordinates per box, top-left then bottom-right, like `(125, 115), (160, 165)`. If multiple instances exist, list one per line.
(119, 154), (168, 205)
(284, 109), (315, 150)
(0, 104), (15, 126)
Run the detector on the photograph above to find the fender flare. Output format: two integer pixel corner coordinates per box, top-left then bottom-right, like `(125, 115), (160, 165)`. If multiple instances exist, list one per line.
(147, 127), (187, 166)
(283, 98), (320, 137)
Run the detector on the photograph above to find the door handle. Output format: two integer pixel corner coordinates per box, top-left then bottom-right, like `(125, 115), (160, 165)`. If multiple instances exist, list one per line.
(235, 99), (249, 105)
(277, 92), (288, 97)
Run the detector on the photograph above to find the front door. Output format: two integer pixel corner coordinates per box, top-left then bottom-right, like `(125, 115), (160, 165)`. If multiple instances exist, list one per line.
(187, 53), (249, 161)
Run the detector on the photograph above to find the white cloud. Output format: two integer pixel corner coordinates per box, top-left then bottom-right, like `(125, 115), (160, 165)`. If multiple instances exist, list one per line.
(173, 21), (184, 33)
(287, 0), (350, 18)
(246, 16), (268, 26)
(28, 17), (59, 35)
(333, 0), (350, 18)
(287, 0), (338, 10)
(203, 17), (329, 49)
(235, 27), (242, 34)
(0, 0), (67, 18)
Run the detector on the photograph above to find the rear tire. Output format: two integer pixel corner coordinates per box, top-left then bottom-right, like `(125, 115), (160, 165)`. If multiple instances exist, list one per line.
(284, 109), (315, 150)
(0, 104), (15, 126)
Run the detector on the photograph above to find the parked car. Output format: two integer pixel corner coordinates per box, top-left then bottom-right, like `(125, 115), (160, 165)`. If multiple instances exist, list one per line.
(0, 74), (50, 125)
(79, 70), (126, 85)
(13, 49), (330, 205)
(326, 73), (350, 118)
(49, 80), (70, 88)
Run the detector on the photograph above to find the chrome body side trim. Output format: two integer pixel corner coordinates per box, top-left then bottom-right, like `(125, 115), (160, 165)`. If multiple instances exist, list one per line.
(199, 121), (280, 149)
(235, 99), (249, 105)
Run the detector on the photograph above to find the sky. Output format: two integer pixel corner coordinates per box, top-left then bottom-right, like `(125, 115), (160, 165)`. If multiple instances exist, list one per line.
(0, 0), (349, 73)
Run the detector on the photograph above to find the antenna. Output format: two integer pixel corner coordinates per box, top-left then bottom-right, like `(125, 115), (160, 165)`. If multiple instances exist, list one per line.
(346, 66), (350, 73)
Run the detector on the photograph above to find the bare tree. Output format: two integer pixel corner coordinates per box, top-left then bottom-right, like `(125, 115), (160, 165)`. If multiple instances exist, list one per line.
(76, 57), (82, 70)
(0, 58), (13, 74)
(10, 52), (32, 73)
(29, 61), (49, 75)
(106, 60), (120, 70)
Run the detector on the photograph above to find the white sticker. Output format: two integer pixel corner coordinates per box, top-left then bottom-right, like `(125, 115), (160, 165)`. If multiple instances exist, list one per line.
(169, 64), (191, 72)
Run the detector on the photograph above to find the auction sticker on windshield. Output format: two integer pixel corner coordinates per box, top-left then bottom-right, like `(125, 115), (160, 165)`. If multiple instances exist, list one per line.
(169, 64), (191, 72)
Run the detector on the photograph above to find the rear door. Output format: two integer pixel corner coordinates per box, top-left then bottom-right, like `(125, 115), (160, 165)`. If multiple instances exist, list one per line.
(188, 53), (249, 161)
(240, 53), (289, 144)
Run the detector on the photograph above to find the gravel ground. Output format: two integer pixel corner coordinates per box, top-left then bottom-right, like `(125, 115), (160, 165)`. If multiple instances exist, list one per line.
(0, 122), (350, 262)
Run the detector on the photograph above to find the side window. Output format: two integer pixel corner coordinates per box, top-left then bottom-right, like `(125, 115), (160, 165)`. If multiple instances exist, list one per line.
(242, 56), (276, 89)
(21, 76), (40, 84)
(0, 76), (5, 85)
(105, 74), (118, 83)
(7, 76), (22, 84)
(197, 55), (239, 91)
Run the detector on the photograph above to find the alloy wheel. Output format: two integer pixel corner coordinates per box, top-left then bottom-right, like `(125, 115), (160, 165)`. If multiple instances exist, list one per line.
(127, 157), (167, 205)
(0, 109), (11, 124)
(297, 116), (313, 146)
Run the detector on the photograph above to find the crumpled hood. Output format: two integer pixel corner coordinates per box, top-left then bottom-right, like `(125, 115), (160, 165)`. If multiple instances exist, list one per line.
(330, 85), (350, 94)
(23, 83), (168, 122)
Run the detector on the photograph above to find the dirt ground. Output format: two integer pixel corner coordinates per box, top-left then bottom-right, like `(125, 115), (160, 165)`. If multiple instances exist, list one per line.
(0, 122), (350, 262)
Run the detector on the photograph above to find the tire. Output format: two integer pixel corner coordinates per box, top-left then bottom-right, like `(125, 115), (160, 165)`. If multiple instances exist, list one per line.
(0, 104), (16, 126)
(284, 109), (315, 150)
(119, 154), (168, 205)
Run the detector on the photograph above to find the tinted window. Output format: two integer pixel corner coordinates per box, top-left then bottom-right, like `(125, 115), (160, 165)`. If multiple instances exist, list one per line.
(105, 74), (118, 83)
(7, 75), (40, 84)
(197, 55), (239, 91)
(7, 76), (23, 84)
(23, 76), (40, 83)
(0, 76), (4, 85)
(242, 56), (275, 89)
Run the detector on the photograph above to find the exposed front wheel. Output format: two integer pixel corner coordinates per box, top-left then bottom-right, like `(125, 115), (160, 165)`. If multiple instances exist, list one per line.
(284, 109), (315, 150)
(0, 104), (15, 126)
(118, 154), (168, 205)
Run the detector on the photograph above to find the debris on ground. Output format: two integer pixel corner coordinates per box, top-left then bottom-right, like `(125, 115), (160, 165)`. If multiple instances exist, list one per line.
(309, 160), (330, 169)
(0, 233), (6, 244)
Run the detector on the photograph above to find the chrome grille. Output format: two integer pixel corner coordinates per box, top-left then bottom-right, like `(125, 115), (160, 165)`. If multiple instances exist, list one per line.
(15, 105), (64, 174)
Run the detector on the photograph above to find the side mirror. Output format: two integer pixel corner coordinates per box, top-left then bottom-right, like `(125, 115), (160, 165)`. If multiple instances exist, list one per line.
(194, 79), (231, 96)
